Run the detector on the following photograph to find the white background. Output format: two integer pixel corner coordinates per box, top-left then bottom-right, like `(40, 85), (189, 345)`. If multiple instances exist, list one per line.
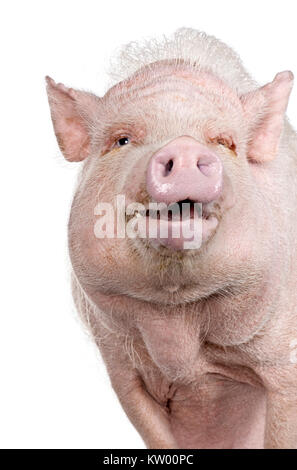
(1, 0), (297, 449)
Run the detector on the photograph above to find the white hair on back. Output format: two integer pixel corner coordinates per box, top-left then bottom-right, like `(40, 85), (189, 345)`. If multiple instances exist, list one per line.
(108, 28), (258, 94)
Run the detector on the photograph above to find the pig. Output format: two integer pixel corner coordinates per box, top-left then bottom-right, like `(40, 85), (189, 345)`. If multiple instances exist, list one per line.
(46, 28), (297, 449)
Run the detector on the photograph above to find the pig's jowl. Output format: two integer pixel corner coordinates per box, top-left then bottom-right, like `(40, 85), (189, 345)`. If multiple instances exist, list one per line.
(46, 29), (297, 449)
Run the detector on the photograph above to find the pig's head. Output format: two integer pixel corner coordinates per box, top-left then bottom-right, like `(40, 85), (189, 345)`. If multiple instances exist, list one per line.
(46, 30), (296, 313)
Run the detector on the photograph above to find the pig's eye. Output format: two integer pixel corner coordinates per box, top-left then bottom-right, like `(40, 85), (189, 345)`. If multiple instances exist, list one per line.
(215, 136), (236, 153)
(115, 137), (130, 147)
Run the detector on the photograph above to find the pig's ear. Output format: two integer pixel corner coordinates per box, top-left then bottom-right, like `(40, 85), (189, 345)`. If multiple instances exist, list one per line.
(46, 76), (101, 162)
(240, 71), (294, 163)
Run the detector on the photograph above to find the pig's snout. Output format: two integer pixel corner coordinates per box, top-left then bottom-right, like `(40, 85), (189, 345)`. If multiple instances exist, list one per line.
(146, 136), (223, 204)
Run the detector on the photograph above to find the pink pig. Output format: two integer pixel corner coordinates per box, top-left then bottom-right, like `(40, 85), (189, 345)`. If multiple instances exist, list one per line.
(46, 29), (297, 448)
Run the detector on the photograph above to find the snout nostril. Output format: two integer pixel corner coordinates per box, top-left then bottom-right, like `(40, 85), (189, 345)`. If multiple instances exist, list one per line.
(164, 159), (174, 176)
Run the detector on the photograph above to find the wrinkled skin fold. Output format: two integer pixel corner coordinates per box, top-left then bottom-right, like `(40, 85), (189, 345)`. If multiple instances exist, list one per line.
(47, 29), (297, 448)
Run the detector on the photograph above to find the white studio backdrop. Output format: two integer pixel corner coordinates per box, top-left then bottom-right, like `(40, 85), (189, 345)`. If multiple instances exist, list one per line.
(0, 0), (297, 449)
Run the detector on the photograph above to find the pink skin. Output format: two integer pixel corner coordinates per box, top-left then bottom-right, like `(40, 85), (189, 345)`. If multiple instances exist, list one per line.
(46, 45), (297, 450)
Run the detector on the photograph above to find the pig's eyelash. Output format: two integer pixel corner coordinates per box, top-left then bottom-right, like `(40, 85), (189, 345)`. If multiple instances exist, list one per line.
(210, 136), (237, 153)
(111, 130), (134, 145)
(113, 136), (131, 148)
(100, 133), (133, 154)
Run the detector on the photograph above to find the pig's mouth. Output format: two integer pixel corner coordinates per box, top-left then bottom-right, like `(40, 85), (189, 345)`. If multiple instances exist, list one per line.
(126, 198), (220, 251)
(145, 199), (198, 220)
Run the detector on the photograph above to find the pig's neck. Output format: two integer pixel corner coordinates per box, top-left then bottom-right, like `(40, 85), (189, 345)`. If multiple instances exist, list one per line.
(135, 284), (273, 375)
(90, 260), (288, 380)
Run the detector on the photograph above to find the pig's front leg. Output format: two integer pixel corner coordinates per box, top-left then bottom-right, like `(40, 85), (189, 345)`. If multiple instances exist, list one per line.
(263, 361), (297, 449)
(111, 372), (177, 449)
(98, 333), (177, 449)
(265, 389), (297, 449)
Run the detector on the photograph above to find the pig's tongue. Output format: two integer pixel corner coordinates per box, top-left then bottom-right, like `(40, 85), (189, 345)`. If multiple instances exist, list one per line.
(157, 216), (202, 250)
(154, 214), (218, 251)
